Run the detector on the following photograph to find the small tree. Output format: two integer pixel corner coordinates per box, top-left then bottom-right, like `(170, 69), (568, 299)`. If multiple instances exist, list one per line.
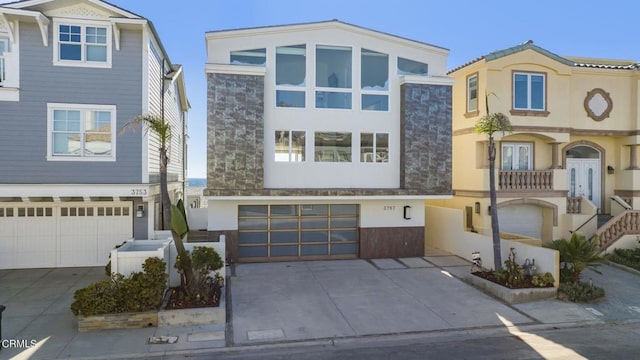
(475, 94), (512, 270)
(545, 233), (605, 283)
(121, 116), (195, 288)
(121, 115), (172, 229)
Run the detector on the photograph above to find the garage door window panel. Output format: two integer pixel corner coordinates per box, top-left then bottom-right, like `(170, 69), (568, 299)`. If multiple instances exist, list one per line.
(239, 232), (267, 244)
(301, 244), (328, 256)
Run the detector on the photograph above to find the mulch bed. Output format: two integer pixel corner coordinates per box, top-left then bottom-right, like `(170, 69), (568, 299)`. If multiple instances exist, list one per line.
(164, 284), (222, 310)
(472, 271), (552, 289)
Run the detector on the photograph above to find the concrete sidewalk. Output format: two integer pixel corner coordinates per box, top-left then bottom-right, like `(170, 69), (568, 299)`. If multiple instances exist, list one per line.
(0, 248), (620, 360)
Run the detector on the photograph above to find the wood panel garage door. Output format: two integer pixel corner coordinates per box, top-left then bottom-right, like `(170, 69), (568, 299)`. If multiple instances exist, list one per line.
(0, 202), (132, 269)
(238, 204), (358, 261)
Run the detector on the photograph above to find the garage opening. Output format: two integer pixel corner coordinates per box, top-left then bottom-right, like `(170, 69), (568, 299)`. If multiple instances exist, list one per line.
(498, 204), (542, 240)
(238, 204), (359, 261)
(0, 201), (132, 269)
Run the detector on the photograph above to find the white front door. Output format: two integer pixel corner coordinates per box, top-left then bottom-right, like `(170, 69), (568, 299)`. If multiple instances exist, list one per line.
(566, 159), (601, 208)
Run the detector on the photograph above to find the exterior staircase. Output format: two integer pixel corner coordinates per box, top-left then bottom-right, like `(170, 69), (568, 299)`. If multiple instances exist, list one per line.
(593, 211), (640, 251)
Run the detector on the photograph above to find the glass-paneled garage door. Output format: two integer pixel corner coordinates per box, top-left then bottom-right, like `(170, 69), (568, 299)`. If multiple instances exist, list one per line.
(238, 204), (358, 260)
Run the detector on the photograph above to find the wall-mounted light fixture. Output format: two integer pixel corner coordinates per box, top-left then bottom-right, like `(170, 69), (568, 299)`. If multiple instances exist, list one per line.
(403, 205), (412, 220)
(474, 202), (481, 214)
(136, 204), (145, 218)
(607, 165), (615, 174)
(487, 205), (492, 216)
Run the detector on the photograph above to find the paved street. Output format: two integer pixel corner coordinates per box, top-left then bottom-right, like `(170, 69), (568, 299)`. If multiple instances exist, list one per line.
(158, 322), (640, 360)
(1, 256), (639, 359)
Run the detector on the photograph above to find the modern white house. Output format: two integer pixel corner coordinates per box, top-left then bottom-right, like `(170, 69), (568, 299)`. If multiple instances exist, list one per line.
(0, 0), (188, 269)
(204, 21), (453, 262)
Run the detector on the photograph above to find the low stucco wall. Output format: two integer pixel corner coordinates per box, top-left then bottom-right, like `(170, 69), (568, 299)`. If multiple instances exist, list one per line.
(425, 205), (559, 287)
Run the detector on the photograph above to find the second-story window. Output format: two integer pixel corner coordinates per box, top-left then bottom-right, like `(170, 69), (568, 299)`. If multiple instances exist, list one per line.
(0, 38), (7, 85)
(276, 45), (306, 108)
(315, 132), (352, 162)
(47, 103), (116, 161)
(54, 21), (111, 67)
(361, 49), (388, 111)
(275, 130), (305, 162)
(513, 72), (545, 111)
(467, 73), (478, 113)
(315, 45), (352, 109)
(360, 133), (389, 163)
(501, 143), (532, 170)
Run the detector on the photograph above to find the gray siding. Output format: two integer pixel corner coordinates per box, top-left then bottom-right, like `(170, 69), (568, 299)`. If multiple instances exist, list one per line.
(400, 83), (452, 195)
(0, 23), (143, 184)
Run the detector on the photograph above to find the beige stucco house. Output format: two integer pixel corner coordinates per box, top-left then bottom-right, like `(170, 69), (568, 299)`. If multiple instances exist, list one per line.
(431, 41), (640, 251)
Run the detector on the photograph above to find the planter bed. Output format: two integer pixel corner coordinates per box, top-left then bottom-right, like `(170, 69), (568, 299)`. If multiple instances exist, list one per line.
(77, 311), (157, 332)
(464, 273), (557, 304)
(158, 288), (226, 327)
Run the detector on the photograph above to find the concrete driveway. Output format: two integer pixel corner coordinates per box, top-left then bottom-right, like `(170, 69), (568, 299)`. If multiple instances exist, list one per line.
(230, 253), (534, 344)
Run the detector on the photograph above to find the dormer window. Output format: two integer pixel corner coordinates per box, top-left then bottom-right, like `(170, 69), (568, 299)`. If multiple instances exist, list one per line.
(53, 19), (112, 68)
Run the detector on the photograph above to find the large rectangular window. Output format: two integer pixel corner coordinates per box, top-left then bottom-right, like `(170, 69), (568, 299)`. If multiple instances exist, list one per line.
(361, 49), (388, 111)
(467, 73), (478, 113)
(513, 72), (545, 111)
(360, 133), (389, 163)
(316, 45), (352, 109)
(314, 132), (352, 162)
(47, 103), (116, 161)
(230, 48), (266, 66)
(397, 57), (428, 75)
(275, 130), (305, 162)
(276, 45), (306, 108)
(501, 143), (532, 170)
(54, 20), (111, 67)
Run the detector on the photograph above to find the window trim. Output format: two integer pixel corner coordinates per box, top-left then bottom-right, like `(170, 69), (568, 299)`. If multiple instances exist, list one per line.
(274, 130), (306, 162)
(53, 18), (112, 68)
(501, 142), (534, 170)
(46, 103), (117, 162)
(275, 44), (306, 108)
(360, 132), (390, 163)
(314, 131), (352, 162)
(465, 72), (479, 116)
(511, 70), (548, 115)
(360, 48), (389, 112)
(0, 37), (8, 85)
(315, 44), (353, 110)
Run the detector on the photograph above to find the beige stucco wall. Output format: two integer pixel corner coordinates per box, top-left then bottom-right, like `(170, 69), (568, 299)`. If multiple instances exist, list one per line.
(448, 47), (640, 242)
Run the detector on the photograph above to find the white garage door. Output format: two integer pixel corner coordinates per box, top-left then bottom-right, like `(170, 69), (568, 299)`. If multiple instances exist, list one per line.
(0, 202), (132, 269)
(498, 204), (543, 240)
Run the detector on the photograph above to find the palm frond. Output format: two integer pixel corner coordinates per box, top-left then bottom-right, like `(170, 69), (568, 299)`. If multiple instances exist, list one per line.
(120, 115), (172, 149)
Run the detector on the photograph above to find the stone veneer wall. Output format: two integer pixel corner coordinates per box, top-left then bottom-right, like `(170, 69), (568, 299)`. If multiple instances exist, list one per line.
(206, 73), (265, 194)
(400, 83), (452, 195)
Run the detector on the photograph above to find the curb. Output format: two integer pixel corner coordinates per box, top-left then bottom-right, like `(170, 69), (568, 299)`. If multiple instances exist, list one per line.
(58, 319), (639, 360)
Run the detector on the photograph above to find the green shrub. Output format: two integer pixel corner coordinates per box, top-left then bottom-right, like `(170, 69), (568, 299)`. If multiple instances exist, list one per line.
(71, 257), (167, 316)
(544, 233), (605, 283)
(607, 248), (640, 271)
(531, 272), (555, 287)
(559, 281), (605, 302)
(174, 246), (224, 301)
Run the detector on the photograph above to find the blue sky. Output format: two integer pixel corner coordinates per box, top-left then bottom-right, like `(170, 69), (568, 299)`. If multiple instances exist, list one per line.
(6, 0), (639, 177)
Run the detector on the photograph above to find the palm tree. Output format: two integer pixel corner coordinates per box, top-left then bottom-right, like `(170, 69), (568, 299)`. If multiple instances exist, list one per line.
(121, 115), (194, 287)
(475, 95), (512, 270)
